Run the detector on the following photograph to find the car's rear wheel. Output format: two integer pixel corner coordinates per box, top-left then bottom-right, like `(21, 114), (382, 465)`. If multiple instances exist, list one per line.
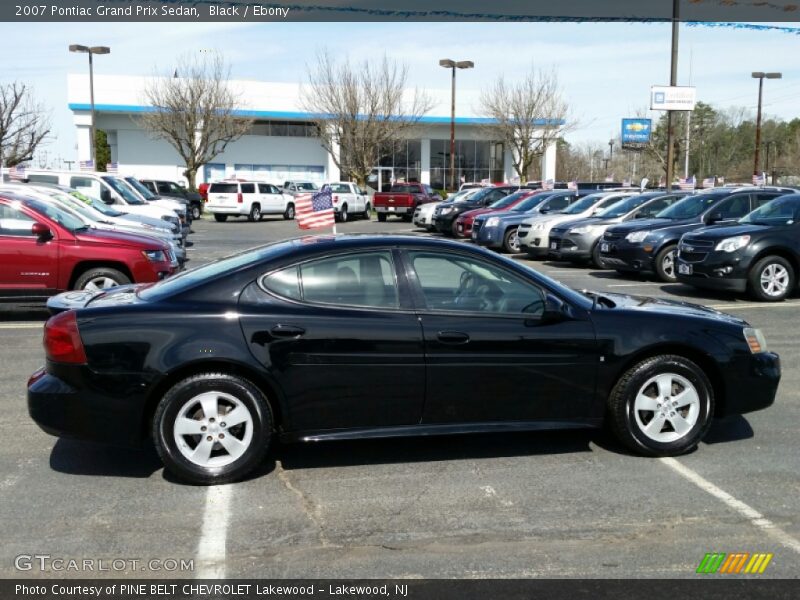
(191, 204), (201, 220)
(213, 214), (228, 223)
(74, 268), (131, 292)
(283, 203), (295, 220)
(748, 256), (795, 302)
(338, 204), (348, 223)
(362, 203), (371, 220)
(655, 244), (678, 282)
(503, 227), (521, 253)
(153, 373), (273, 485)
(248, 204), (262, 222)
(607, 355), (713, 456)
(377, 213), (387, 222)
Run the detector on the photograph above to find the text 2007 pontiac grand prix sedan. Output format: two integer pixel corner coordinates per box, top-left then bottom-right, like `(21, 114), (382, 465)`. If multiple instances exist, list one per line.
(28, 235), (780, 484)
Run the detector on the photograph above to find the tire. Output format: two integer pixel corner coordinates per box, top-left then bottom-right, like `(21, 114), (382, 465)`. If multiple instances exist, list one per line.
(377, 213), (387, 223)
(748, 255), (795, 302)
(362, 203), (371, 220)
(283, 203), (295, 220)
(402, 214), (413, 223)
(153, 372), (273, 485)
(591, 242), (607, 269)
(654, 244), (678, 282)
(213, 214), (228, 223)
(74, 267), (131, 292)
(248, 203), (262, 222)
(607, 355), (714, 456)
(502, 227), (521, 253)
(337, 204), (348, 223)
(191, 204), (201, 220)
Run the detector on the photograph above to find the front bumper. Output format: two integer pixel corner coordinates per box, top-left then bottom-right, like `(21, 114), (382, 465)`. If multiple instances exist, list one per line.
(599, 238), (656, 273)
(721, 352), (781, 416)
(517, 227), (549, 257)
(471, 223), (504, 248)
(432, 213), (459, 233)
(547, 233), (595, 261)
(675, 251), (750, 293)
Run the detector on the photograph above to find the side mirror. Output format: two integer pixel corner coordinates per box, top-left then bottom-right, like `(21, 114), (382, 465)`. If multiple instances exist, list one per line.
(100, 189), (113, 204)
(541, 294), (568, 324)
(31, 222), (52, 239)
(706, 211), (723, 224)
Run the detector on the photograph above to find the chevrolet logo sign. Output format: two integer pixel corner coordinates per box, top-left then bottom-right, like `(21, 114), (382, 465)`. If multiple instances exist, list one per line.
(682, 245), (694, 252)
(388, 197), (395, 202)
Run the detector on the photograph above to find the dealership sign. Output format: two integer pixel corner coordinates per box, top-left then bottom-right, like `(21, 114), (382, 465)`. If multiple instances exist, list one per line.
(621, 118), (652, 147)
(650, 86), (697, 111)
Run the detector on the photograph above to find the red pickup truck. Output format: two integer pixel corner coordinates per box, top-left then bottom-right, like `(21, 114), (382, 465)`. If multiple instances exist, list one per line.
(373, 183), (439, 222)
(0, 193), (176, 302)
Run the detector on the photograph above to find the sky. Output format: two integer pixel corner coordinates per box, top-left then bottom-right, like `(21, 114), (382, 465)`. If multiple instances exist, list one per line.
(1, 20), (799, 167)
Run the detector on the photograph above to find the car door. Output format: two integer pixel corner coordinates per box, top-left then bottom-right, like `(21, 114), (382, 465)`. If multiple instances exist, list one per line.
(403, 249), (598, 423)
(0, 203), (60, 296)
(239, 249), (425, 432)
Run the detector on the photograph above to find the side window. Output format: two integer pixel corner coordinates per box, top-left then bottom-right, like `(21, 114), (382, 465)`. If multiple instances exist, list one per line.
(258, 184), (270, 194)
(545, 196), (570, 211)
(0, 204), (36, 236)
(408, 251), (546, 316)
(637, 198), (671, 218)
(716, 195), (751, 219)
(27, 174), (59, 184)
(269, 185), (281, 194)
(157, 182), (172, 194)
(69, 176), (103, 199)
(240, 183), (255, 194)
(168, 182), (184, 194)
(262, 266), (301, 301)
(754, 193), (779, 208)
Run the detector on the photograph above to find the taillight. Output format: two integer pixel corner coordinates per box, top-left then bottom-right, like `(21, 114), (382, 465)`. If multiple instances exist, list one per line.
(237, 192), (243, 203)
(333, 195), (339, 204)
(44, 311), (87, 364)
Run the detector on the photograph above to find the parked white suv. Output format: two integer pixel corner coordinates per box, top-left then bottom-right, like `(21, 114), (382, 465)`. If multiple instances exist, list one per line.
(206, 181), (295, 222)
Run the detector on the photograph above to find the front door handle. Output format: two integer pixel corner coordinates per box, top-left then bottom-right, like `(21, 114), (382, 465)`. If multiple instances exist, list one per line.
(270, 324), (306, 338)
(436, 331), (470, 345)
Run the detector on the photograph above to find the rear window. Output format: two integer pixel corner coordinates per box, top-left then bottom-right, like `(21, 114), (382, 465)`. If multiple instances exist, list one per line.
(209, 183), (238, 194)
(329, 183), (351, 193)
(389, 185), (421, 193)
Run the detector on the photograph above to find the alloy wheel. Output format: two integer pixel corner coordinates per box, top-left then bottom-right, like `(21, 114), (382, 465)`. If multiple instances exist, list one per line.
(83, 277), (120, 292)
(662, 250), (676, 279)
(633, 373), (700, 443)
(760, 263), (790, 298)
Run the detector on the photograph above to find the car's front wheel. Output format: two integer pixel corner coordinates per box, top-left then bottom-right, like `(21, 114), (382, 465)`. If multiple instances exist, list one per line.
(74, 267), (131, 292)
(153, 373), (273, 485)
(503, 227), (521, 253)
(655, 244), (678, 282)
(749, 255), (795, 302)
(607, 355), (713, 456)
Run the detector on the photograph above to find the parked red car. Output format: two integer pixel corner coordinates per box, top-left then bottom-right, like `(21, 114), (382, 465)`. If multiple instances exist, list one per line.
(453, 190), (536, 238)
(0, 192), (176, 301)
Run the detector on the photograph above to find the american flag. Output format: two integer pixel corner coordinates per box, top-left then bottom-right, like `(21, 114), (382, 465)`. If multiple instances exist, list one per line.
(677, 176), (696, 191)
(79, 160), (94, 171)
(7, 165), (26, 179)
(106, 162), (118, 174)
(542, 179), (555, 191)
(702, 177), (715, 189)
(752, 172), (766, 186)
(296, 185), (335, 230)
(622, 178), (632, 187)
(567, 180), (578, 191)
(658, 175), (666, 188)
(604, 174), (615, 183)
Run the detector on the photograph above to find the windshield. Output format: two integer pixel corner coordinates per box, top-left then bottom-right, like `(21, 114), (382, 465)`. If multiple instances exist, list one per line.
(48, 193), (102, 221)
(69, 190), (125, 217)
(595, 195), (648, 218)
(489, 191), (530, 209)
(102, 176), (145, 205)
(656, 193), (724, 219)
(23, 197), (87, 232)
(561, 193), (606, 215)
(740, 195), (800, 226)
(125, 177), (158, 200)
(511, 193), (550, 212)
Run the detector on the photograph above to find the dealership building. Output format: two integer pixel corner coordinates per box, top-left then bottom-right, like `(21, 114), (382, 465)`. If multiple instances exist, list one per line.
(67, 74), (560, 190)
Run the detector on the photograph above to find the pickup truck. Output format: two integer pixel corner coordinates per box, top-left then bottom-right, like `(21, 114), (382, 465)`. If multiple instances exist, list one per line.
(373, 183), (439, 222)
(328, 182), (371, 222)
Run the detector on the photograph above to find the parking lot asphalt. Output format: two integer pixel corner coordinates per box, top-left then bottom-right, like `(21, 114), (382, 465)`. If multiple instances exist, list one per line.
(1, 213), (798, 579)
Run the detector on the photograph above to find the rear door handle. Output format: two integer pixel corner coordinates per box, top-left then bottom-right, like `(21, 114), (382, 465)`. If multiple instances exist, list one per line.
(436, 331), (470, 345)
(270, 324), (306, 338)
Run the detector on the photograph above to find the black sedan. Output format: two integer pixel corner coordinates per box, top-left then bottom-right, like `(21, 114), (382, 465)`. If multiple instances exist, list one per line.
(28, 236), (780, 484)
(677, 193), (800, 301)
(432, 186), (518, 235)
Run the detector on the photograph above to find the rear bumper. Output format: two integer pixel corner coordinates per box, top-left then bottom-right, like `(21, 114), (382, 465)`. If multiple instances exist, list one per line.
(27, 369), (145, 446)
(206, 204), (248, 216)
(375, 205), (412, 214)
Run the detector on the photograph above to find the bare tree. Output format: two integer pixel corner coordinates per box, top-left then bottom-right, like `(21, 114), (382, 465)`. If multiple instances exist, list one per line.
(0, 82), (50, 169)
(301, 50), (433, 186)
(479, 68), (572, 182)
(138, 52), (252, 190)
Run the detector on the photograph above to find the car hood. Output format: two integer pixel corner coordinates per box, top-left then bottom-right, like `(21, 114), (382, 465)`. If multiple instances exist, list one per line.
(460, 207), (494, 219)
(592, 292), (748, 327)
(607, 217), (691, 235)
(683, 223), (768, 240)
(74, 228), (169, 249)
(552, 216), (615, 231)
(523, 212), (586, 226)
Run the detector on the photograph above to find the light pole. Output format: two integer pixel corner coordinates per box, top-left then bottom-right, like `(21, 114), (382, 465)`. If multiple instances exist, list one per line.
(752, 72), (782, 176)
(439, 58), (474, 191)
(69, 44), (111, 168)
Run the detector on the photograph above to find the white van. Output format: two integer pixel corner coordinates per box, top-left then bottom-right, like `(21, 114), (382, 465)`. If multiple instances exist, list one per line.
(23, 170), (181, 229)
(206, 181), (295, 222)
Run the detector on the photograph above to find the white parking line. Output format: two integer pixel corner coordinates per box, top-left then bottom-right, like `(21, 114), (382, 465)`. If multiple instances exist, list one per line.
(708, 302), (800, 311)
(0, 323), (44, 329)
(607, 283), (663, 287)
(195, 484), (233, 578)
(660, 457), (800, 555)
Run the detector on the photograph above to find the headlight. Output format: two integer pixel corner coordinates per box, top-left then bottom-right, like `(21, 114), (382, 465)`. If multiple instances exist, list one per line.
(142, 250), (167, 263)
(570, 225), (599, 235)
(715, 235), (750, 253)
(531, 222), (547, 231)
(440, 207), (453, 215)
(626, 231), (649, 243)
(485, 217), (500, 227)
(743, 327), (768, 353)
